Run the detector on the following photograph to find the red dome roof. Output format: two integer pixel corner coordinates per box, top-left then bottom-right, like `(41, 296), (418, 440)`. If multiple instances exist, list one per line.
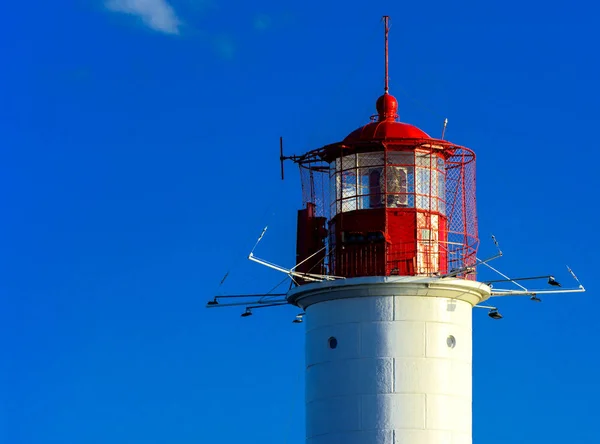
(343, 93), (431, 143)
(344, 120), (430, 143)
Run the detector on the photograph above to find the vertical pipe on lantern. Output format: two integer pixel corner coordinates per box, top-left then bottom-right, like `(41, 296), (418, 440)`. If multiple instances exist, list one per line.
(383, 144), (389, 275)
(461, 152), (468, 268)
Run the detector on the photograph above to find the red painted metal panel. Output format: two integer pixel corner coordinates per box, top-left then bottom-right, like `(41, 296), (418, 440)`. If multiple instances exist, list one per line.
(329, 209), (386, 277)
(386, 209), (417, 276)
(296, 203), (327, 282)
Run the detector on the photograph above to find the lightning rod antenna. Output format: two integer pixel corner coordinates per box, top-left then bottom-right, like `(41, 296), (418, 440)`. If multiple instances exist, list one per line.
(383, 15), (390, 94)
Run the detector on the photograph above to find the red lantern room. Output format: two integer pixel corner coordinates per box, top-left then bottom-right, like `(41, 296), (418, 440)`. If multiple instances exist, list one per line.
(285, 17), (478, 282)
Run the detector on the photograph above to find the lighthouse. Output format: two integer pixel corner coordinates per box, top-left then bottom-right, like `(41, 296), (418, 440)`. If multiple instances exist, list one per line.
(208, 14), (585, 444)
(286, 16), (489, 444)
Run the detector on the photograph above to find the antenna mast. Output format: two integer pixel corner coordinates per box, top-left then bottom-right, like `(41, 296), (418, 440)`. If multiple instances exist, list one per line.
(383, 15), (390, 94)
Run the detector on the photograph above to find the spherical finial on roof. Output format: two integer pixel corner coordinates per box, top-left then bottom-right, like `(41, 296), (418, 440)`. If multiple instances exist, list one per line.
(376, 93), (398, 121)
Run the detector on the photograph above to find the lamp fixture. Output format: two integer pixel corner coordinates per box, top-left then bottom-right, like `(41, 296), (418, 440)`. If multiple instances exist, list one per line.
(241, 308), (252, 317)
(292, 313), (305, 324)
(488, 309), (503, 320)
(548, 276), (561, 287)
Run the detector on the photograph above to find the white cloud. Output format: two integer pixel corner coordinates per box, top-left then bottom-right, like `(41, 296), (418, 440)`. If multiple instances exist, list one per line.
(105, 0), (182, 35)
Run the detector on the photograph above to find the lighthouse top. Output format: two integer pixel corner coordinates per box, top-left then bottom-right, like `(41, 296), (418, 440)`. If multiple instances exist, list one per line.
(285, 16), (479, 282)
(207, 15), (586, 315)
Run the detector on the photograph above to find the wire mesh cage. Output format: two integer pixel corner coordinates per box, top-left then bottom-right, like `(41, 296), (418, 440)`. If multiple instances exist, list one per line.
(293, 140), (478, 280)
(299, 162), (331, 220)
(443, 146), (478, 278)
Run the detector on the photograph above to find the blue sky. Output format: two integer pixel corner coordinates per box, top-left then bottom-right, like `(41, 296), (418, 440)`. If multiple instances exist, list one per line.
(1, 1), (599, 443)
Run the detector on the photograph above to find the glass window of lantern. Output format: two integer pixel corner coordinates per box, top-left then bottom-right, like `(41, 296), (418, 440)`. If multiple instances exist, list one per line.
(416, 168), (432, 210)
(341, 169), (357, 212)
(431, 170), (440, 212)
(386, 166), (409, 208)
(328, 151), (449, 214)
(388, 151), (414, 166)
(437, 169), (446, 214)
(329, 162), (338, 215)
(357, 153), (384, 209)
(358, 152), (384, 167)
(334, 155), (356, 213)
(415, 168), (446, 213)
(341, 155), (356, 172)
(416, 151), (432, 168)
(386, 151), (414, 208)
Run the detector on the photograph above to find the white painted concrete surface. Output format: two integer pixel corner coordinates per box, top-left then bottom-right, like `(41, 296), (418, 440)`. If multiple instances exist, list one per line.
(289, 277), (490, 444)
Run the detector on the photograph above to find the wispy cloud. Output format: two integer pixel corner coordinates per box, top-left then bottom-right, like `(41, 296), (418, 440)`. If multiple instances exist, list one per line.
(105, 0), (182, 35)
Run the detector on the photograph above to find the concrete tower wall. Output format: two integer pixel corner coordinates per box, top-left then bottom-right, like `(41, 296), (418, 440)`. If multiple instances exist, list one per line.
(290, 277), (490, 444)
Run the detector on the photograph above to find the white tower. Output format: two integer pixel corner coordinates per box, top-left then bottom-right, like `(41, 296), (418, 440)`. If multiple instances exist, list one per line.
(289, 277), (490, 444)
